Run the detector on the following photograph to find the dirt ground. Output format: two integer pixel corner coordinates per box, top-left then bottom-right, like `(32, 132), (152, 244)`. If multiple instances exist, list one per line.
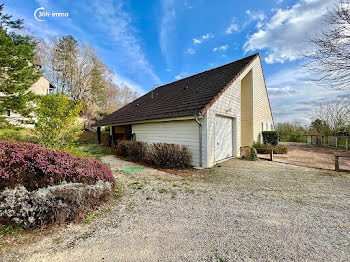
(1, 156), (350, 262)
(259, 142), (350, 171)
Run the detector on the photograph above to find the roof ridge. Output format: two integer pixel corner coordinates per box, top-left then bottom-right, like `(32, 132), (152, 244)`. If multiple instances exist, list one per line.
(93, 53), (260, 127)
(155, 52), (259, 89)
(199, 53), (259, 116)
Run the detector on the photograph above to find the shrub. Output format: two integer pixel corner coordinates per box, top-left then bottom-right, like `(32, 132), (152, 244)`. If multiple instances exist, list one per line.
(35, 93), (83, 150)
(0, 141), (115, 191)
(250, 147), (258, 160)
(253, 142), (288, 154)
(262, 131), (279, 146)
(273, 145), (288, 154)
(146, 143), (192, 168)
(0, 181), (112, 228)
(116, 140), (147, 160)
(0, 128), (38, 143)
(289, 134), (303, 142)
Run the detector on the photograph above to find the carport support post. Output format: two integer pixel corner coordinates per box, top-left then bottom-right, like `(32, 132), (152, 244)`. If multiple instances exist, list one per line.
(111, 126), (116, 147)
(96, 126), (101, 144)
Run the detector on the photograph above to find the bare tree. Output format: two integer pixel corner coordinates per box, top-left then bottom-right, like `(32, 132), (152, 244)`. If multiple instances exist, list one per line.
(35, 36), (139, 120)
(313, 97), (350, 135)
(305, 0), (350, 90)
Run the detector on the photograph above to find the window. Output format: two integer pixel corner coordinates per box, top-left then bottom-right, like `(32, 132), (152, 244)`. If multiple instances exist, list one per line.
(262, 121), (273, 131)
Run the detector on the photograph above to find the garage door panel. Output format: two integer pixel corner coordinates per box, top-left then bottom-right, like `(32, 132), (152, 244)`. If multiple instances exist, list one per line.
(215, 116), (233, 162)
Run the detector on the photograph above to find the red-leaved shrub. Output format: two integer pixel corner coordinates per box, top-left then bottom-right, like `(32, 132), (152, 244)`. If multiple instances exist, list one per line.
(0, 141), (115, 191)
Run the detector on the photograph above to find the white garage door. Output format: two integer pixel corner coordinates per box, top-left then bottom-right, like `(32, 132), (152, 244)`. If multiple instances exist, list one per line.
(215, 115), (233, 162)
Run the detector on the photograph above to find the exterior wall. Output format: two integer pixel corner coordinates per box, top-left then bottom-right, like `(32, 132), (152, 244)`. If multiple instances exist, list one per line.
(132, 119), (202, 167)
(1, 76), (52, 127)
(205, 79), (241, 168)
(205, 56), (273, 167)
(240, 70), (253, 146)
(251, 58), (274, 143)
(29, 76), (51, 95)
(123, 56), (273, 169)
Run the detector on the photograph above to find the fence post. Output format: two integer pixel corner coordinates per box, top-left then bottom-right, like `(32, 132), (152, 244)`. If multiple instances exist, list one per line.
(346, 137), (349, 151)
(335, 137), (338, 149)
(335, 155), (339, 171)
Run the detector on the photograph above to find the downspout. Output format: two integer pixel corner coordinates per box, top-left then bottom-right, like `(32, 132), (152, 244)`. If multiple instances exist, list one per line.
(195, 113), (203, 167)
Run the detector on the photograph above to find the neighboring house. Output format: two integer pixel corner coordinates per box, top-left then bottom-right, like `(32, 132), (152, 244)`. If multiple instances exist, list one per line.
(2, 75), (55, 126)
(94, 53), (274, 168)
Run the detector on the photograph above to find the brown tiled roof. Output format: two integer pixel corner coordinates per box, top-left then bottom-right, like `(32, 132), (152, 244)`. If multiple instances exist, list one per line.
(94, 53), (259, 127)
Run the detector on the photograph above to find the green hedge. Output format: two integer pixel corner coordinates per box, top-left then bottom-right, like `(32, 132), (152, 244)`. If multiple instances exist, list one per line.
(262, 131), (279, 146)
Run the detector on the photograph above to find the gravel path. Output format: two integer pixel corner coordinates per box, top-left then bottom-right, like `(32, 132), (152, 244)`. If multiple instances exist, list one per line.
(3, 156), (350, 261)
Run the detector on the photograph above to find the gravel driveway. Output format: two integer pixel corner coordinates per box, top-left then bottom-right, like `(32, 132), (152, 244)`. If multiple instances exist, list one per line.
(271, 142), (350, 171)
(3, 156), (350, 261)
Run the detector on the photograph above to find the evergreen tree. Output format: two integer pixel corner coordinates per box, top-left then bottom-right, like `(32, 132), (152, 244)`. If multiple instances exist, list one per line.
(0, 4), (40, 117)
(52, 35), (78, 93)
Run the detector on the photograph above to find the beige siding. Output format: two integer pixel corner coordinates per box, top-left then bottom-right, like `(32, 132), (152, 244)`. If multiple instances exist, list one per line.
(251, 58), (274, 142)
(29, 76), (51, 95)
(205, 79), (241, 168)
(205, 55), (273, 167)
(125, 55), (273, 168)
(240, 70), (253, 146)
(132, 120), (201, 167)
(1, 76), (52, 127)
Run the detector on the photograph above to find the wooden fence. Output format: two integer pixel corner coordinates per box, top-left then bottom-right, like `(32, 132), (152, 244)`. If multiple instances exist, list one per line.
(304, 135), (349, 151)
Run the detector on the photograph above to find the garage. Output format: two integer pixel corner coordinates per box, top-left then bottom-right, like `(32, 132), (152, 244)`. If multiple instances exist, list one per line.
(215, 115), (233, 162)
(94, 53), (274, 168)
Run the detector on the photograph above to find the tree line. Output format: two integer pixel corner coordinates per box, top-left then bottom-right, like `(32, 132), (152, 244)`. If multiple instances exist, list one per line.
(276, 96), (350, 142)
(0, 3), (138, 128)
(35, 36), (138, 122)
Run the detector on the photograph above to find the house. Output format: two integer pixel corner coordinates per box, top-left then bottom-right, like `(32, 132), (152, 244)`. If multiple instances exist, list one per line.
(94, 53), (274, 168)
(2, 75), (55, 126)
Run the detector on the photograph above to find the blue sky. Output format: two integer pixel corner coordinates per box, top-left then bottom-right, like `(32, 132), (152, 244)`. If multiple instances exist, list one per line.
(3, 0), (345, 123)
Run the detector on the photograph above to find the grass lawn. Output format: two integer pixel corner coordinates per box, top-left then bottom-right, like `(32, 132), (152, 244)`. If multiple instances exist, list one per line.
(0, 127), (114, 161)
(69, 131), (114, 160)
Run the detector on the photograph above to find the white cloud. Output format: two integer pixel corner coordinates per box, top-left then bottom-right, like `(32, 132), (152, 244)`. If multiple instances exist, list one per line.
(226, 18), (239, 34)
(92, 1), (161, 84)
(213, 45), (228, 52)
(112, 74), (146, 95)
(266, 66), (346, 124)
(159, 0), (176, 65)
(192, 33), (213, 44)
(244, 0), (334, 64)
(175, 72), (189, 80)
(202, 33), (213, 39)
(267, 86), (296, 95)
(184, 1), (193, 9)
(246, 9), (265, 21)
(193, 38), (202, 44)
(186, 48), (195, 54)
(225, 10), (265, 34)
